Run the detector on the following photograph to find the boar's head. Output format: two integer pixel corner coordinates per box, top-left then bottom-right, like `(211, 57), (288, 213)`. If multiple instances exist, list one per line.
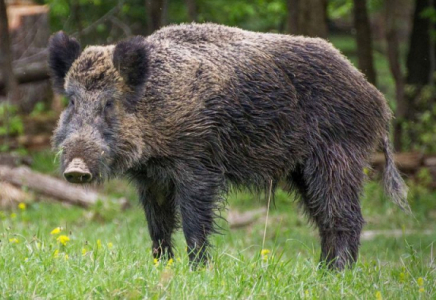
(48, 32), (148, 184)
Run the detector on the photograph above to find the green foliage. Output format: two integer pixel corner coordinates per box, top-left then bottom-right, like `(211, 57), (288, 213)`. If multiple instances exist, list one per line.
(0, 103), (24, 142)
(328, 0), (384, 20)
(402, 85), (436, 153)
(197, 0), (286, 32)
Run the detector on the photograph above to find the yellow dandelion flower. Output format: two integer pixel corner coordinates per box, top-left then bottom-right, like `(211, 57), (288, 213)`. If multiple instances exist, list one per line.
(9, 238), (19, 244)
(53, 249), (59, 258)
(417, 277), (424, 287)
(261, 249), (270, 256)
(153, 258), (159, 266)
(82, 248), (88, 256)
(419, 287), (425, 293)
(10, 213), (17, 219)
(64, 254), (69, 260)
(167, 258), (174, 267)
(375, 291), (382, 300)
(399, 272), (406, 282)
(107, 242), (113, 249)
(18, 203), (26, 210)
(50, 227), (63, 235)
(96, 239), (102, 249)
(57, 235), (70, 246)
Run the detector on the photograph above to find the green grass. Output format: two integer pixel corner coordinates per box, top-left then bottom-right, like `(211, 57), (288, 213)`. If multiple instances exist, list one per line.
(1, 152), (436, 299)
(0, 38), (431, 298)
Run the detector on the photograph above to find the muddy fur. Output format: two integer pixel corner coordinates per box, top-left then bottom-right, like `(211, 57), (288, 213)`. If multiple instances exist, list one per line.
(48, 24), (409, 270)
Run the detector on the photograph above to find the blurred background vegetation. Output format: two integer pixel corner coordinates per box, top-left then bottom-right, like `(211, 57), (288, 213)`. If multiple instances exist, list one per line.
(0, 0), (435, 199)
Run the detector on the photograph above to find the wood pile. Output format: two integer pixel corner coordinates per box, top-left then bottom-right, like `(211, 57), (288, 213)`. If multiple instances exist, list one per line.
(0, 1), (51, 112)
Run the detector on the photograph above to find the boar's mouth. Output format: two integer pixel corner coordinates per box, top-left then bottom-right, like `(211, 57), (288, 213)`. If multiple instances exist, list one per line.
(64, 158), (93, 183)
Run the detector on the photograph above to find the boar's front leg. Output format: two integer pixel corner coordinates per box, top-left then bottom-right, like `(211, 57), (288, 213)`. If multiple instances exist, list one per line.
(176, 162), (224, 265)
(138, 182), (177, 260)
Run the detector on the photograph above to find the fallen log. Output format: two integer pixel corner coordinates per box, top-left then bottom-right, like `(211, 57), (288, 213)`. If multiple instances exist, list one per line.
(228, 208), (267, 229)
(0, 181), (30, 208)
(0, 165), (102, 208)
(370, 152), (424, 173)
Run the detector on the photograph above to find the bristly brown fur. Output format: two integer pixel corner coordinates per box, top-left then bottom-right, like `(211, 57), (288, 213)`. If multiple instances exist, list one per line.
(48, 23), (408, 270)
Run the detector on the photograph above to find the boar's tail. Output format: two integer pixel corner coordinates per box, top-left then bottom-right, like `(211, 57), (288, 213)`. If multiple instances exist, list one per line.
(381, 135), (411, 213)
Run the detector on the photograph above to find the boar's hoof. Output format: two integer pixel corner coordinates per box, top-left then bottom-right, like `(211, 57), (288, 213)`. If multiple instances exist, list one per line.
(64, 158), (92, 183)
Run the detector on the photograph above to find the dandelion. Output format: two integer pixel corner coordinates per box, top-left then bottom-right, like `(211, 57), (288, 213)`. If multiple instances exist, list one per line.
(57, 235), (70, 246)
(53, 249), (59, 258)
(261, 249), (270, 256)
(9, 238), (19, 244)
(261, 249), (270, 261)
(375, 291), (383, 300)
(82, 248), (88, 256)
(417, 277), (425, 293)
(50, 227), (63, 235)
(375, 291), (382, 300)
(107, 242), (113, 249)
(96, 239), (102, 249)
(153, 258), (160, 266)
(166, 258), (174, 267)
(64, 254), (69, 260)
(18, 203), (26, 210)
(399, 272), (406, 282)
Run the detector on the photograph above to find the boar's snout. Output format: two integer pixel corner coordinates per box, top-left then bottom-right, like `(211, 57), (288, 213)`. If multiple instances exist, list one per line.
(64, 158), (93, 184)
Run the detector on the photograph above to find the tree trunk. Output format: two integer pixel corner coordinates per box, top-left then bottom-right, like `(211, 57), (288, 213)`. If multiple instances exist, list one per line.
(185, 0), (197, 22)
(5, 4), (51, 112)
(353, 0), (377, 85)
(406, 0), (434, 85)
(0, 0), (19, 104)
(287, 0), (328, 38)
(405, 0), (436, 147)
(72, 0), (83, 43)
(146, 0), (168, 35)
(385, 0), (407, 151)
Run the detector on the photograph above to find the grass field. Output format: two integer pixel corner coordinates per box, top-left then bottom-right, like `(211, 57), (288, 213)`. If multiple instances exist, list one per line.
(0, 35), (434, 299)
(1, 151), (436, 299)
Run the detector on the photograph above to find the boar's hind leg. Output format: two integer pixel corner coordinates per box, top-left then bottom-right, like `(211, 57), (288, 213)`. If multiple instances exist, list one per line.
(138, 184), (177, 259)
(291, 145), (365, 270)
(176, 163), (224, 265)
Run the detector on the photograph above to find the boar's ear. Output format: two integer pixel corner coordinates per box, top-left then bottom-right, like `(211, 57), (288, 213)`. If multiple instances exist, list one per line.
(48, 31), (81, 94)
(112, 36), (149, 88)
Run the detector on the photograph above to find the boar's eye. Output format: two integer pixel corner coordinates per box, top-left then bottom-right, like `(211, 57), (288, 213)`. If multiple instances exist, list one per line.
(69, 98), (75, 107)
(105, 99), (114, 109)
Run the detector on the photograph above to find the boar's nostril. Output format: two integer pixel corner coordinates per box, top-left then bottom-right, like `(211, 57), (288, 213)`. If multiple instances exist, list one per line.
(64, 158), (93, 184)
(64, 171), (92, 183)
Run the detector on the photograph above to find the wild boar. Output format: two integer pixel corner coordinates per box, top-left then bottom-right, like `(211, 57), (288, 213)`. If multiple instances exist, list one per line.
(48, 23), (408, 270)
